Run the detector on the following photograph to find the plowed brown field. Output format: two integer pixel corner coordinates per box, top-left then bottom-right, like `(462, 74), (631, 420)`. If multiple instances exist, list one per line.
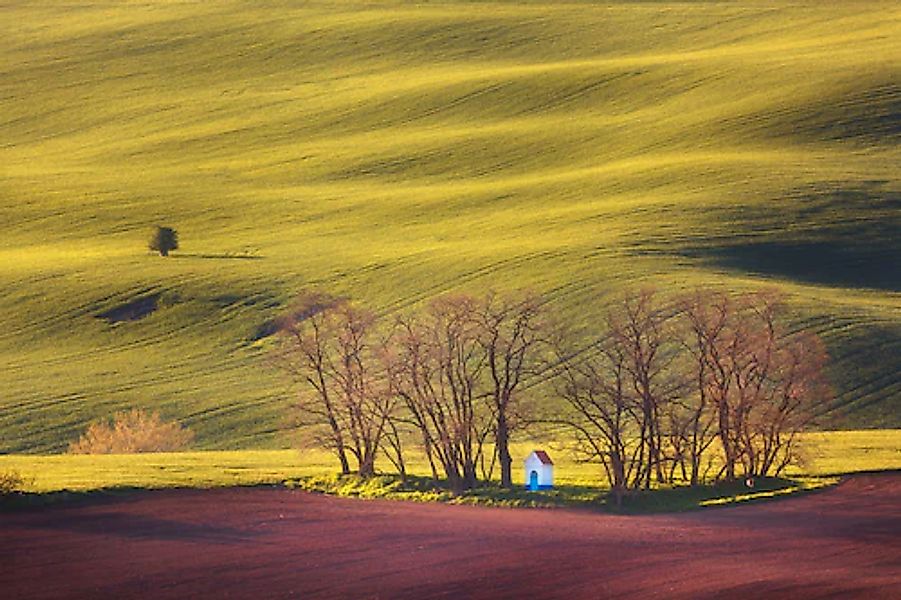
(4, 474), (900, 599)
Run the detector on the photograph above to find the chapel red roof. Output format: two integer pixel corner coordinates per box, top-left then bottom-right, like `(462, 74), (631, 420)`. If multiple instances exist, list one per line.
(533, 450), (553, 465)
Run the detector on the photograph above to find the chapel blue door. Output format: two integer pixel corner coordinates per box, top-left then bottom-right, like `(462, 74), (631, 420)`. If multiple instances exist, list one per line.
(529, 470), (539, 491)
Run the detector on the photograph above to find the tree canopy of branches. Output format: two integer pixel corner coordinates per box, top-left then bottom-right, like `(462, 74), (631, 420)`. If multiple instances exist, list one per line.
(276, 290), (548, 491)
(276, 292), (393, 476)
(274, 286), (829, 497)
(386, 294), (490, 491)
(550, 288), (830, 503)
(476, 291), (546, 487)
(678, 290), (830, 481)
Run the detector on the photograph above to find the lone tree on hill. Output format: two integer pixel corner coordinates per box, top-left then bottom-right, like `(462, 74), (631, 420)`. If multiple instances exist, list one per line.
(149, 226), (178, 256)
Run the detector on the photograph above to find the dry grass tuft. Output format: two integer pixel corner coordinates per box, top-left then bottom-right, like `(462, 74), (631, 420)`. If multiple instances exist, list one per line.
(0, 470), (26, 494)
(68, 409), (194, 454)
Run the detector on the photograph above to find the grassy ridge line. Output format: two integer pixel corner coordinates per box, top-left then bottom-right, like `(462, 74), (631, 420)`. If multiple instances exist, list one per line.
(0, 1), (899, 452)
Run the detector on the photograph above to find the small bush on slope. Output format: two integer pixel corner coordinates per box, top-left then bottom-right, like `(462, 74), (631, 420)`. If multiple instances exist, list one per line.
(68, 409), (193, 454)
(0, 470), (26, 494)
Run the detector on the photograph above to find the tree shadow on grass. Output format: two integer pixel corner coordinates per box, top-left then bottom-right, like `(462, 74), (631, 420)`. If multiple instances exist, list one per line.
(293, 474), (815, 514)
(608, 477), (798, 514)
(170, 253), (264, 260)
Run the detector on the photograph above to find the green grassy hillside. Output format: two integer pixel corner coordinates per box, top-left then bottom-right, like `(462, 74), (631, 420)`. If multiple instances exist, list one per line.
(1, 1), (899, 453)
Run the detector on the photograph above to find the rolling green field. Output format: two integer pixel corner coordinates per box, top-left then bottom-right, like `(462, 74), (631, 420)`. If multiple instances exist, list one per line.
(1, 1), (899, 453)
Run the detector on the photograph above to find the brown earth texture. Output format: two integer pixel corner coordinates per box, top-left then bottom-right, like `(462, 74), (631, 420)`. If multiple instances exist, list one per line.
(3, 474), (900, 599)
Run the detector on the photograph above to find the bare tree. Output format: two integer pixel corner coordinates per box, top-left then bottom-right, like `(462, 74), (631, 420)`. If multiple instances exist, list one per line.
(607, 289), (681, 488)
(677, 289), (831, 481)
(549, 323), (642, 506)
(549, 286), (831, 497)
(758, 330), (829, 476)
(475, 291), (547, 488)
(328, 302), (392, 476)
(386, 294), (491, 492)
(276, 292), (391, 476)
(677, 290), (732, 485)
(376, 338), (413, 482)
(726, 293), (830, 477)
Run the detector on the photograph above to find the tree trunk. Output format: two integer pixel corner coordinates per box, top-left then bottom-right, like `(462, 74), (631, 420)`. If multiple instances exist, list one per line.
(423, 435), (440, 482)
(690, 454), (700, 486)
(336, 446), (350, 475)
(497, 411), (512, 488)
(462, 461), (478, 490)
(718, 403), (735, 481)
(358, 455), (375, 477)
(326, 412), (351, 475)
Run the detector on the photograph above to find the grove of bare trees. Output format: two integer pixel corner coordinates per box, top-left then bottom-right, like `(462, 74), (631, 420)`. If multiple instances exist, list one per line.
(550, 288), (830, 504)
(275, 287), (830, 496)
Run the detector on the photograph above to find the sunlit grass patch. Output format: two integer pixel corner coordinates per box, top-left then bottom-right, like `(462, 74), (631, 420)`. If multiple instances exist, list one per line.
(1, 431), (896, 514)
(0, 450), (333, 494)
(698, 477), (838, 509)
(793, 430), (901, 476)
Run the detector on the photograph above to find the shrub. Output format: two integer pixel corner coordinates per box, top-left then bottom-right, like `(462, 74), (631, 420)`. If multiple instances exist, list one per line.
(68, 409), (194, 454)
(0, 470), (25, 495)
(148, 226), (178, 257)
